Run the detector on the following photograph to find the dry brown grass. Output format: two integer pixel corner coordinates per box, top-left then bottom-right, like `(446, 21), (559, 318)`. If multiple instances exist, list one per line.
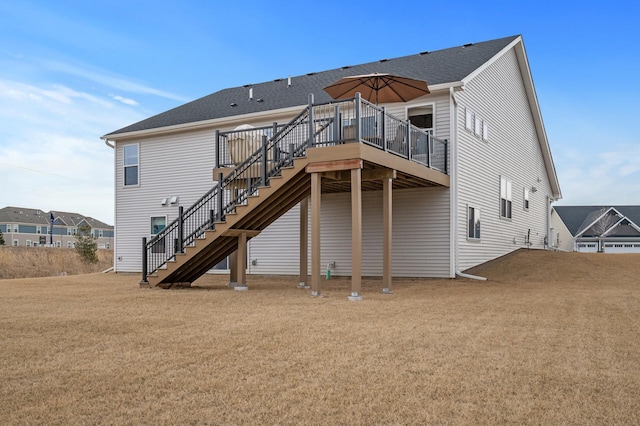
(1, 250), (639, 425)
(0, 247), (113, 279)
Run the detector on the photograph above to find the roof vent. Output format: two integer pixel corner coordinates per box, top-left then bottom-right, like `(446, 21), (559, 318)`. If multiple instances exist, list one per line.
(463, 43), (473, 47)
(379, 59), (389, 63)
(273, 78), (282, 82)
(256, 98), (264, 103)
(230, 102), (237, 107)
(419, 50), (430, 55)
(306, 72), (315, 76)
(341, 65), (351, 69)
(288, 76), (292, 87)
(243, 84), (252, 88)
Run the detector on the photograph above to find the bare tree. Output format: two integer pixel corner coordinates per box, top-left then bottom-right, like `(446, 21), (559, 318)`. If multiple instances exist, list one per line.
(590, 208), (617, 252)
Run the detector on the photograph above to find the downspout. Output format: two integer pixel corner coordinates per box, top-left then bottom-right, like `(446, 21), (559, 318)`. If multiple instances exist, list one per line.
(456, 270), (488, 281)
(450, 86), (487, 282)
(102, 137), (116, 272)
(449, 87), (457, 279)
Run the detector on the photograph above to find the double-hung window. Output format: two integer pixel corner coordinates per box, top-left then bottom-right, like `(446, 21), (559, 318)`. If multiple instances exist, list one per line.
(150, 216), (167, 254)
(500, 176), (512, 219)
(124, 144), (139, 186)
(468, 206), (481, 240)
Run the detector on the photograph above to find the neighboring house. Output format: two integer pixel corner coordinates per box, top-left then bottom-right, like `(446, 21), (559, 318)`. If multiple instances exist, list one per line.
(103, 35), (561, 295)
(551, 206), (640, 253)
(0, 206), (114, 249)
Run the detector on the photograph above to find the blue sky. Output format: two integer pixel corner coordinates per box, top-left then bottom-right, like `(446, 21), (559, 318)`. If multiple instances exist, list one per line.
(1, 0), (638, 225)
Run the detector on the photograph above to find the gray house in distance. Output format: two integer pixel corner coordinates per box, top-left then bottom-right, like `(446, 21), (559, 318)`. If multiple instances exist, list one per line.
(103, 35), (561, 297)
(551, 206), (640, 253)
(0, 206), (114, 249)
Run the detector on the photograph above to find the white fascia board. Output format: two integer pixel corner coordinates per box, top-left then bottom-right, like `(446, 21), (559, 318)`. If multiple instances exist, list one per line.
(102, 104), (306, 142)
(462, 36), (562, 200)
(575, 207), (616, 238)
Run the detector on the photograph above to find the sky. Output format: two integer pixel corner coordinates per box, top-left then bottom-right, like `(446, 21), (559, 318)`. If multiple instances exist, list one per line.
(0, 0), (638, 225)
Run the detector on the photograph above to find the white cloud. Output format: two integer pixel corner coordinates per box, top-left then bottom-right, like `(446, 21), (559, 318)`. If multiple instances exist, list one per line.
(110, 94), (139, 106)
(0, 78), (148, 224)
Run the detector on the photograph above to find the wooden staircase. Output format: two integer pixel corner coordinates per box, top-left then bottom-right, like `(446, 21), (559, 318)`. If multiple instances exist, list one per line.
(146, 155), (311, 287)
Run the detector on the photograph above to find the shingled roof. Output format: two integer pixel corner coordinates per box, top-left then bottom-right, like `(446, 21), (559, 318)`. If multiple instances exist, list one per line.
(105, 35), (519, 137)
(554, 206), (640, 236)
(0, 206), (112, 229)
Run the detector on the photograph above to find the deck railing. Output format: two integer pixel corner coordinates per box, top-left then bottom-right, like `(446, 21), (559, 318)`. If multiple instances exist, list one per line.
(142, 93), (448, 283)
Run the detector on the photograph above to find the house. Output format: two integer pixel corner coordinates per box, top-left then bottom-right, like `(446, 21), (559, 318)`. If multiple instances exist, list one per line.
(103, 35), (561, 297)
(551, 206), (640, 253)
(0, 206), (114, 249)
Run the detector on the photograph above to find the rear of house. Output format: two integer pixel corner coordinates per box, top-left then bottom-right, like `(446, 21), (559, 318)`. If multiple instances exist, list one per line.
(104, 35), (560, 287)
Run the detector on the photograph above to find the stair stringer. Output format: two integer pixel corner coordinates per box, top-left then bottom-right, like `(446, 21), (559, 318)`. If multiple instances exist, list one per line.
(147, 156), (311, 287)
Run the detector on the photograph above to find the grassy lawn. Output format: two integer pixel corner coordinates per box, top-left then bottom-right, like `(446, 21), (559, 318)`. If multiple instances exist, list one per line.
(1, 250), (639, 424)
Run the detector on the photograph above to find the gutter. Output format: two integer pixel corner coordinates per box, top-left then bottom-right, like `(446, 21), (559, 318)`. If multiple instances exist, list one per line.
(104, 139), (114, 149)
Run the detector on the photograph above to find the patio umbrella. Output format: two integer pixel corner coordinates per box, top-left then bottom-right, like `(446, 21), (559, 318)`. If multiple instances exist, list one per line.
(323, 72), (429, 104)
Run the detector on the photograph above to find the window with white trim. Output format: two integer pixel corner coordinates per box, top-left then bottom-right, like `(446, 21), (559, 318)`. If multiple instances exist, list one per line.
(151, 216), (167, 254)
(467, 206), (481, 240)
(67, 241), (72, 248)
(26, 240), (32, 247)
(56, 241), (61, 248)
(482, 121), (489, 141)
(13, 240), (18, 246)
(523, 188), (530, 211)
(474, 116), (481, 136)
(465, 108), (473, 131)
(500, 176), (512, 219)
(124, 144), (139, 186)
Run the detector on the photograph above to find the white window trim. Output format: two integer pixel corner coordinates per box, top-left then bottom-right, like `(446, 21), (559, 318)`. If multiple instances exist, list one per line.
(474, 116), (482, 136)
(500, 176), (513, 219)
(26, 240), (32, 247)
(150, 215), (168, 236)
(482, 121), (489, 142)
(405, 102), (436, 133)
(123, 143), (140, 187)
(467, 205), (481, 241)
(13, 240), (19, 246)
(465, 108), (473, 131)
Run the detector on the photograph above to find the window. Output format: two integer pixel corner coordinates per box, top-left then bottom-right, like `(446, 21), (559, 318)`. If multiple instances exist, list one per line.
(151, 216), (166, 235)
(99, 230), (104, 238)
(465, 108), (473, 131)
(67, 228), (73, 236)
(408, 105), (434, 132)
(67, 241), (72, 248)
(13, 224), (18, 232)
(56, 241), (61, 248)
(474, 116), (481, 136)
(13, 240), (18, 246)
(36, 226), (41, 234)
(151, 216), (166, 254)
(467, 206), (481, 239)
(523, 188), (530, 211)
(482, 121), (489, 141)
(26, 240), (32, 247)
(500, 176), (512, 219)
(124, 144), (139, 186)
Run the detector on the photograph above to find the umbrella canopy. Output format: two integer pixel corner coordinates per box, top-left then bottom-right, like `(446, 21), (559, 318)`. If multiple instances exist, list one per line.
(323, 73), (429, 104)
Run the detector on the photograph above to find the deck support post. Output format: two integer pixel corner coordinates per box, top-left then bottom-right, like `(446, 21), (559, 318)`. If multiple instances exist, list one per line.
(382, 177), (393, 294)
(235, 232), (248, 291)
(349, 168), (363, 301)
(310, 173), (321, 297)
(228, 250), (238, 288)
(298, 197), (310, 289)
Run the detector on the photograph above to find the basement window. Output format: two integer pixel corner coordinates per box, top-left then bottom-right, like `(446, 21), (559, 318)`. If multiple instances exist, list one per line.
(467, 206), (481, 240)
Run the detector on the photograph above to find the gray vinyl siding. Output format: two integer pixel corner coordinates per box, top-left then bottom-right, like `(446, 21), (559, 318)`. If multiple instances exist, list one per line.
(455, 48), (553, 270)
(249, 187), (450, 278)
(550, 209), (575, 252)
(114, 129), (217, 272)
